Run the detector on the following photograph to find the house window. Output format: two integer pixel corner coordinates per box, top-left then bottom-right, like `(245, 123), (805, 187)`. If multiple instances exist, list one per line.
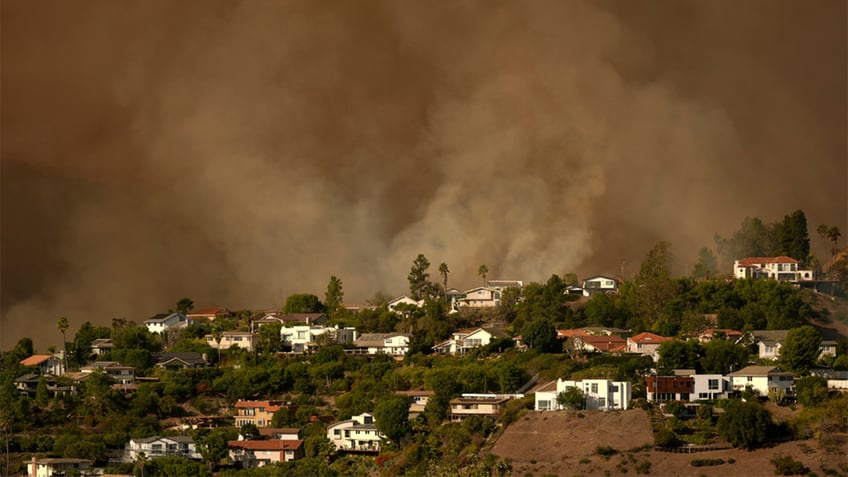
(598, 397), (606, 408)
(708, 379), (719, 390)
(699, 393), (708, 399)
(591, 383), (598, 393)
(747, 377), (753, 382)
(610, 385), (618, 392)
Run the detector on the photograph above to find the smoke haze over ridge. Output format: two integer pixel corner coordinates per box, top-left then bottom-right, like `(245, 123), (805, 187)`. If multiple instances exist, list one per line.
(2, 0), (846, 350)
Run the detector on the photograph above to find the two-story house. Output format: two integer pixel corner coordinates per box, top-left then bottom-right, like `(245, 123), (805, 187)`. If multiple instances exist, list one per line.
(234, 400), (293, 428)
(351, 333), (410, 356)
(125, 436), (201, 461)
(433, 327), (507, 355)
(626, 332), (674, 361)
(535, 379), (631, 411)
(728, 365), (795, 396)
(19, 354), (65, 376)
(80, 361), (135, 385)
(280, 325), (357, 353)
(449, 394), (516, 421)
(733, 256), (814, 282)
(326, 413), (385, 453)
(144, 312), (195, 334)
(205, 331), (258, 352)
(455, 287), (502, 308)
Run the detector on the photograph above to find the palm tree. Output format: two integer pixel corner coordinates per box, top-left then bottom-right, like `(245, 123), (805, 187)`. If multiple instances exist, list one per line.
(135, 451), (147, 477)
(57, 316), (69, 370)
(439, 263), (450, 303)
(478, 264), (489, 286)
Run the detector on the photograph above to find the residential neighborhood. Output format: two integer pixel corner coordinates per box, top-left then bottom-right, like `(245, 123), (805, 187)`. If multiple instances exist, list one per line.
(2, 240), (847, 477)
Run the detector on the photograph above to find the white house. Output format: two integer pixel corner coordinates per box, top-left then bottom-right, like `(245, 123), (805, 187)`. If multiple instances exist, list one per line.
(326, 413), (385, 453)
(728, 365), (795, 396)
(351, 333), (410, 356)
(19, 355), (65, 376)
(581, 275), (620, 295)
(144, 312), (195, 334)
(535, 378), (631, 411)
(205, 331), (258, 352)
(693, 374), (731, 400)
(433, 327), (507, 355)
(733, 256), (814, 282)
(397, 390), (434, 412)
(626, 332), (674, 361)
(279, 325), (357, 353)
(27, 458), (92, 477)
(125, 436), (201, 461)
(387, 295), (424, 312)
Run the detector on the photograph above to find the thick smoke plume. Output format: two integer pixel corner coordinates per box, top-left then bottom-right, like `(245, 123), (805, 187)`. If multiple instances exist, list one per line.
(2, 0), (846, 350)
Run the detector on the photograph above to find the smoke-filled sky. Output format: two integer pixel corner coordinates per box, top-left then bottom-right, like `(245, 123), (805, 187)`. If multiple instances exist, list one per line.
(2, 0), (846, 351)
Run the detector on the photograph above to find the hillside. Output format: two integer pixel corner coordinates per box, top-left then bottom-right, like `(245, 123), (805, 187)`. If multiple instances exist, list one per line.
(490, 409), (845, 477)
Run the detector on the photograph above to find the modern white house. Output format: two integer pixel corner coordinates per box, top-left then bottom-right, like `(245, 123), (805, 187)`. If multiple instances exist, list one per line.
(351, 333), (410, 356)
(280, 325), (357, 353)
(535, 379), (631, 411)
(125, 436), (201, 461)
(326, 413), (385, 453)
(728, 365), (795, 396)
(733, 256), (814, 282)
(693, 373), (732, 400)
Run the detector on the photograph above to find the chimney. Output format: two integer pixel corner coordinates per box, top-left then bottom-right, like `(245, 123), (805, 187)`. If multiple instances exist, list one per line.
(31, 456), (37, 477)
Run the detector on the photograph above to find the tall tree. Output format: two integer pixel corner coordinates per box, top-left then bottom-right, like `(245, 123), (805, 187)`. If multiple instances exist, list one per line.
(780, 210), (810, 262)
(692, 247), (718, 279)
(374, 394), (410, 446)
(717, 400), (772, 449)
(176, 298), (194, 315)
(438, 262), (450, 303)
(478, 264), (489, 285)
(818, 224), (842, 256)
(779, 325), (822, 374)
(715, 216), (781, 269)
(408, 254), (431, 300)
(57, 316), (69, 370)
(284, 294), (325, 313)
(324, 276), (344, 312)
(635, 242), (677, 327)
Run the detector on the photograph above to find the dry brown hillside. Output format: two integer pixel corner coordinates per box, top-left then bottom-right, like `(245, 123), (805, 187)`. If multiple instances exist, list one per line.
(490, 409), (845, 477)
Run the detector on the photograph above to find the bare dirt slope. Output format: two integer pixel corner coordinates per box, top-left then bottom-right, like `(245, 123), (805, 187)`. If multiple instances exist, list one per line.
(490, 409), (845, 477)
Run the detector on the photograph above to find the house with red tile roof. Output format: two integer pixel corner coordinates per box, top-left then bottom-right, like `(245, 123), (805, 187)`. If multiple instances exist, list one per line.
(570, 334), (627, 354)
(187, 307), (232, 321)
(227, 439), (304, 466)
(19, 354), (64, 376)
(733, 256), (814, 282)
(626, 332), (674, 361)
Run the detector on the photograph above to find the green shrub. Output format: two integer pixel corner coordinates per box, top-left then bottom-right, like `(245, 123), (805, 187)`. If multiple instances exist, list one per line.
(635, 461), (652, 474)
(595, 445), (618, 459)
(654, 429), (679, 448)
(691, 458), (725, 467)
(770, 454), (808, 475)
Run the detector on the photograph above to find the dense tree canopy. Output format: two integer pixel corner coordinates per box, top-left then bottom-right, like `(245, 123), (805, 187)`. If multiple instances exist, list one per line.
(374, 394), (411, 446)
(284, 294), (325, 314)
(779, 325), (822, 374)
(717, 400), (772, 449)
